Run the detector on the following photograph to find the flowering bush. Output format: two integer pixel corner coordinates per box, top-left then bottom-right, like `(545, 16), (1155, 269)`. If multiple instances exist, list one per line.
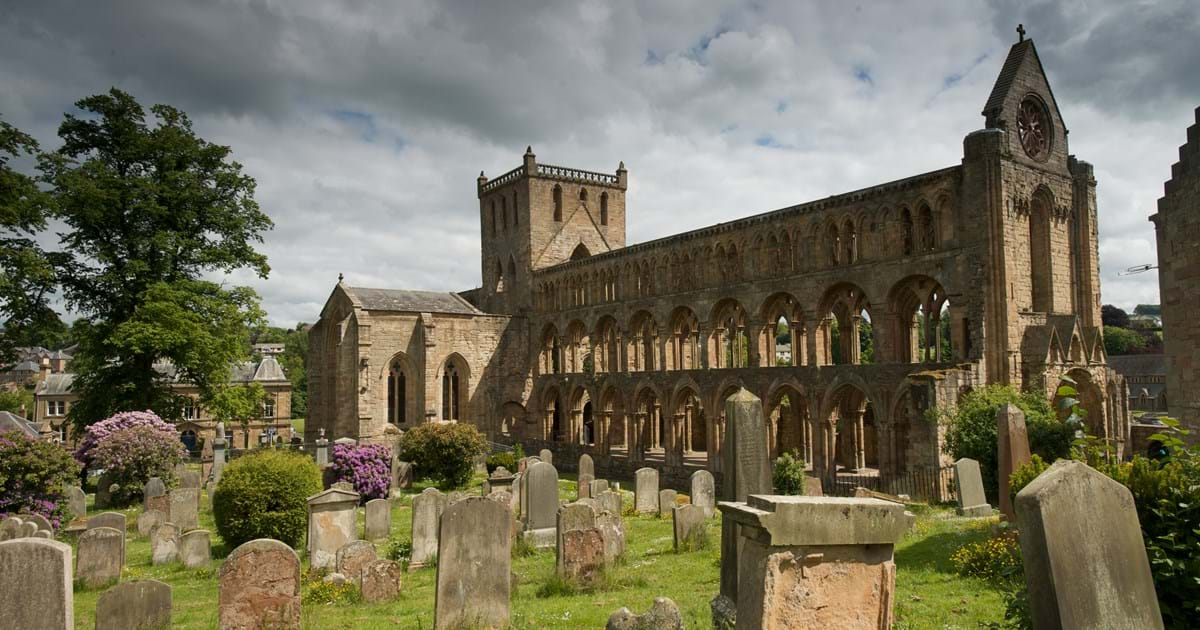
(0, 431), (81, 528)
(950, 533), (1022, 582)
(75, 410), (179, 468)
(330, 443), (391, 501)
(89, 425), (186, 506)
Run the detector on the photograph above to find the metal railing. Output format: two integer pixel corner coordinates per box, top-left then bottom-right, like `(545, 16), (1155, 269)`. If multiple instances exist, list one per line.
(827, 465), (957, 504)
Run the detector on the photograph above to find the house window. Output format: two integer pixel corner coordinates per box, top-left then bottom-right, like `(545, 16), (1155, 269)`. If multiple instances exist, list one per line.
(263, 398), (276, 418)
(183, 399), (200, 420)
(47, 400), (66, 416)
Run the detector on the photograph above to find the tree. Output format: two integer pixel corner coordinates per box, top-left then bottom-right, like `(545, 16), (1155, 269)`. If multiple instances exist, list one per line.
(0, 388), (34, 416)
(206, 382), (267, 449)
(36, 89), (272, 430)
(1101, 304), (1130, 328)
(1104, 325), (1147, 355)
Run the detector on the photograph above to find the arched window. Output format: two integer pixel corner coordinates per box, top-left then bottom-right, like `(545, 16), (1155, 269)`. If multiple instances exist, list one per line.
(843, 219), (857, 264)
(507, 257), (517, 288)
(901, 209), (914, 256)
(495, 260), (505, 293)
(918, 205), (936, 251)
(489, 201), (496, 237)
(442, 362), (462, 421)
(571, 243), (591, 260)
(826, 224), (841, 266)
(600, 192), (609, 226)
(579, 187), (588, 202)
(553, 185), (563, 221)
(387, 359), (408, 424)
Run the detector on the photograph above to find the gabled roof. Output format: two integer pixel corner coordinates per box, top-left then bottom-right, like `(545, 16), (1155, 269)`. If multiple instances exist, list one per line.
(34, 373), (74, 396)
(344, 286), (482, 315)
(1107, 354), (1167, 377)
(981, 38), (1067, 131)
(252, 356), (288, 382)
(0, 411), (40, 439)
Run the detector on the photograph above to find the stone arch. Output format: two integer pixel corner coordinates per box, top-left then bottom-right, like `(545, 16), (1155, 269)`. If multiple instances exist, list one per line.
(886, 383), (938, 476)
(592, 315), (621, 373)
(765, 379), (810, 462)
(539, 323), (561, 375)
(888, 275), (953, 363)
(816, 282), (874, 366)
(439, 352), (470, 422)
(667, 306), (702, 370)
(633, 381), (665, 455)
(819, 379), (875, 476)
(670, 377), (706, 454)
(628, 310), (659, 371)
(571, 243), (591, 261)
(710, 298), (750, 368)
(842, 217), (858, 264)
(598, 381), (627, 450)
(569, 383), (596, 446)
(541, 382), (564, 442)
(759, 292), (806, 367)
(1029, 185), (1055, 312)
(564, 319), (590, 373)
(381, 351), (417, 427)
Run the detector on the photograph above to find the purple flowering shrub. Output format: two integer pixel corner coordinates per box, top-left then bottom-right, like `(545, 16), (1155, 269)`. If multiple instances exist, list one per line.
(75, 410), (179, 467)
(90, 425), (185, 506)
(330, 443), (391, 501)
(0, 431), (81, 528)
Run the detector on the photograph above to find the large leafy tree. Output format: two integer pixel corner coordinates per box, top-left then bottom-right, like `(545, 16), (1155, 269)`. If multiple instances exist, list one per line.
(36, 89), (272, 429)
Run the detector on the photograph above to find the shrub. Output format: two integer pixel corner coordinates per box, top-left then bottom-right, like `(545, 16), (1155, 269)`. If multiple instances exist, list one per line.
(213, 449), (322, 548)
(397, 422), (487, 488)
(74, 410), (179, 468)
(771, 449), (807, 495)
(89, 425), (186, 506)
(0, 431), (81, 528)
(329, 442), (390, 501)
(486, 451), (517, 475)
(303, 580), (361, 605)
(1007, 454), (1049, 505)
(950, 533), (1022, 582)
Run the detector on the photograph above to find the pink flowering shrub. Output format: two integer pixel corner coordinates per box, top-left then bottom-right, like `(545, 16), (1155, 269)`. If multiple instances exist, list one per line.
(0, 431), (81, 528)
(89, 425), (185, 506)
(75, 410), (179, 467)
(330, 443), (391, 501)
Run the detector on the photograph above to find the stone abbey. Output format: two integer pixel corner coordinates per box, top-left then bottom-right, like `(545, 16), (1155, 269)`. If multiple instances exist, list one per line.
(307, 36), (1129, 487)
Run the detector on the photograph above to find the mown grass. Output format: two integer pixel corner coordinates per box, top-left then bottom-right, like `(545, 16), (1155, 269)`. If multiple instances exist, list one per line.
(66, 468), (1005, 629)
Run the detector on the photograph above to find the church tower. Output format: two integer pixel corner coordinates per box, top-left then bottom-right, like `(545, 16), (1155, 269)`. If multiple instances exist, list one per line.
(476, 147), (627, 314)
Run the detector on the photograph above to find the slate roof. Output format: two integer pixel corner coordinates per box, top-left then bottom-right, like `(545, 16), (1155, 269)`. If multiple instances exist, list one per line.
(983, 39), (1033, 117)
(252, 356), (288, 382)
(34, 373), (74, 396)
(345, 286), (482, 315)
(1107, 354), (1167, 377)
(0, 411), (40, 439)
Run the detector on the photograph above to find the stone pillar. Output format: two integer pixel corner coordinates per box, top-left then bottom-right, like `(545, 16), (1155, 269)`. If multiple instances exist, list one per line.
(571, 410), (584, 445)
(746, 318), (762, 367)
(212, 437), (227, 483)
(997, 404), (1031, 521)
(314, 431), (330, 467)
(630, 413), (646, 464)
(853, 411), (866, 471)
(597, 412), (612, 456)
(669, 413), (685, 466)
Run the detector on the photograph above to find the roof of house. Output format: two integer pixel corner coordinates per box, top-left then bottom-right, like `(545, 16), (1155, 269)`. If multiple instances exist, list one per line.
(34, 373), (74, 396)
(38, 355), (289, 397)
(344, 286), (482, 315)
(1107, 354), (1167, 377)
(0, 411), (40, 439)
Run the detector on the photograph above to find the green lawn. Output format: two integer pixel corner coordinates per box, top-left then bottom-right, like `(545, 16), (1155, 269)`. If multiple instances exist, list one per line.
(66, 472), (1006, 629)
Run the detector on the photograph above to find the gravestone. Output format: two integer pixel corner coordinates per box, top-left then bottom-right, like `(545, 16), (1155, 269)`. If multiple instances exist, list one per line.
(95, 473), (114, 509)
(0, 517), (22, 541)
(218, 539), (301, 630)
(804, 476), (824, 496)
(96, 579), (171, 630)
(713, 388), (772, 629)
(578, 473), (595, 499)
(179, 529), (211, 569)
(997, 403), (1031, 521)
(88, 512), (127, 563)
(68, 486), (87, 520)
(306, 487), (360, 570)
(24, 512), (52, 534)
(690, 470), (716, 518)
(14, 521), (35, 538)
(590, 478), (610, 498)
(434, 497), (511, 630)
(179, 469), (202, 489)
(33, 529), (51, 539)
(599, 489), (623, 517)
(391, 459), (414, 490)
(556, 502), (597, 573)
(673, 504), (707, 552)
(487, 466), (515, 494)
(364, 498), (391, 540)
(538, 448), (553, 465)
(77, 526), (123, 587)
(560, 528), (606, 583)
(954, 458), (991, 517)
(212, 433), (227, 483)
(1016, 460), (1163, 629)
(335, 540), (377, 587)
(634, 468), (659, 514)
(0, 538), (74, 629)
(658, 489), (677, 517)
(150, 522), (179, 565)
(607, 597), (684, 630)
(143, 477), (166, 511)
(138, 509), (167, 538)
(169, 489), (200, 532)
(410, 487), (448, 570)
(523, 461), (558, 547)
(331, 481), (355, 492)
(595, 510), (626, 562)
(360, 559), (402, 603)
(579, 453), (594, 478)
(510, 472), (522, 517)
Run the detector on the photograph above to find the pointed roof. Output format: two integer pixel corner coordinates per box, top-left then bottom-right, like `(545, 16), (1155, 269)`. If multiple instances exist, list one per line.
(981, 38), (1067, 132)
(342, 286), (482, 315)
(252, 355), (288, 382)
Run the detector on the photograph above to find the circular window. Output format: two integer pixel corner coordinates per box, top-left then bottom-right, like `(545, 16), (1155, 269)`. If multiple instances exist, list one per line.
(1016, 95), (1052, 160)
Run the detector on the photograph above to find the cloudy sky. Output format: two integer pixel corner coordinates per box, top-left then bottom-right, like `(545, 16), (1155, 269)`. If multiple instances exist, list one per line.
(2, 0), (1196, 326)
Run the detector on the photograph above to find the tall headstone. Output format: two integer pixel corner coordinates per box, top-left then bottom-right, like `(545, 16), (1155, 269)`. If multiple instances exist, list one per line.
(212, 432), (227, 483)
(0, 538), (73, 629)
(634, 468), (659, 514)
(410, 487), (448, 570)
(538, 448), (553, 465)
(523, 461), (558, 547)
(138, 509), (167, 538)
(599, 489), (623, 517)
(179, 529), (211, 569)
(314, 432), (330, 467)
(361, 558), (403, 603)
(67, 486), (87, 520)
(434, 497), (511, 630)
(218, 539), (301, 630)
(88, 512), (127, 564)
(391, 458), (414, 490)
(577, 473), (595, 499)
(673, 504), (707, 552)
(595, 510), (626, 562)
(578, 453), (594, 478)
(1016, 460), (1163, 629)
(169, 488), (200, 531)
(150, 522), (180, 565)
(364, 498), (391, 540)
(95, 473), (114, 509)
(96, 579), (171, 630)
(997, 403), (1032, 520)
(306, 487), (359, 570)
(690, 469), (716, 518)
(954, 457), (992, 517)
(335, 540), (377, 588)
(77, 526), (123, 587)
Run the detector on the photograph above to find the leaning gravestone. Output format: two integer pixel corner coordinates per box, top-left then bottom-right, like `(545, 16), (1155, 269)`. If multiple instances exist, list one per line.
(523, 461), (559, 547)
(306, 487), (359, 570)
(68, 486), (87, 520)
(634, 468), (659, 514)
(997, 403), (1031, 521)
(0, 538), (74, 629)
(335, 540), (377, 588)
(410, 487), (448, 570)
(538, 448), (553, 465)
(77, 526), (123, 587)
(24, 513), (52, 534)
(579, 453), (595, 478)
(150, 522), (180, 565)
(673, 504), (707, 552)
(658, 489), (677, 517)
(561, 528), (606, 583)
(364, 498), (391, 540)
(607, 597), (684, 630)
(690, 470), (716, 518)
(434, 497), (511, 630)
(138, 509), (166, 538)
(96, 579), (171, 630)
(88, 512), (127, 564)
(391, 459), (414, 490)
(954, 457), (991, 517)
(169, 489), (200, 532)
(179, 529), (212, 569)
(361, 558), (402, 603)
(219, 539), (301, 630)
(1016, 460), (1163, 629)
(578, 473), (595, 499)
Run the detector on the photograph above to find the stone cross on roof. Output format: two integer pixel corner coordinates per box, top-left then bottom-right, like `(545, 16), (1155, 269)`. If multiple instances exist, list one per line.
(1017, 24), (1026, 42)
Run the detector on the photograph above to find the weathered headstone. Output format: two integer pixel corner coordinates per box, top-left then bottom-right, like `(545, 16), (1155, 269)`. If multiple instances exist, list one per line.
(137, 509), (167, 538)
(0, 517), (23, 541)
(556, 502), (597, 572)
(335, 540), (377, 587)
(578, 473), (595, 499)
(24, 512), (52, 534)
(212, 434), (227, 483)
(487, 466), (515, 494)
(179, 529), (211, 569)
(1016, 460), (1163, 629)
(510, 471), (522, 517)
(331, 480), (355, 492)
(607, 597), (684, 630)
(410, 487), (448, 570)
(17, 521), (37, 538)
(658, 489), (677, 517)
(599, 489), (623, 517)
(690, 470), (716, 518)
(88, 512), (127, 564)
(360, 558), (402, 603)
(673, 504), (707, 552)
(33, 529), (51, 539)
(306, 487), (359, 570)
(364, 498), (390, 540)
(579, 453), (594, 478)
(590, 478), (610, 499)
(954, 457), (991, 517)
(434, 497), (511, 630)
(179, 469), (202, 490)
(595, 510), (626, 562)
(523, 460), (558, 547)
(68, 486), (87, 520)
(0, 538), (74, 629)
(143, 477), (166, 511)
(77, 526), (123, 587)
(634, 468), (659, 514)
(96, 579), (171, 630)
(391, 458), (413, 490)
(804, 476), (824, 496)
(218, 539), (301, 630)
(560, 528), (606, 583)
(997, 403), (1032, 520)
(150, 522), (179, 565)
(538, 448), (553, 465)
(169, 488), (200, 532)
(95, 473), (115, 510)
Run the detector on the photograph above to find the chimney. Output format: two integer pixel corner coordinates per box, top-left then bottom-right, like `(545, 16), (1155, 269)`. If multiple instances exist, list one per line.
(39, 358), (50, 382)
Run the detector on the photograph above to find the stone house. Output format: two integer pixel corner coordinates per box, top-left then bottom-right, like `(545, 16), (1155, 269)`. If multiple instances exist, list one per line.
(1107, 354), (1168, 415)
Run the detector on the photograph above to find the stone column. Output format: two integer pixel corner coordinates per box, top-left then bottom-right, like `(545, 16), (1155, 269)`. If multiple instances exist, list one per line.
(745, 318), (761, 367)
(315, 431), (330, 467)
(669, 413), (685, 466)
(852, 410), (866, 471)
(212, 436), (227, 483)
(597, 412), (611, 456)
(571, 410), (584, 445)
(630, 412), (646, 464)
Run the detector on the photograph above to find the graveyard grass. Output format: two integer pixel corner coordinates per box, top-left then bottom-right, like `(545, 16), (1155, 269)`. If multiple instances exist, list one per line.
(67, 470), (1005, 629)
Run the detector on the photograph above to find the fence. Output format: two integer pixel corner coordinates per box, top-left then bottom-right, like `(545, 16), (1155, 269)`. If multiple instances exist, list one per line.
(826, 465), (957, 504)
